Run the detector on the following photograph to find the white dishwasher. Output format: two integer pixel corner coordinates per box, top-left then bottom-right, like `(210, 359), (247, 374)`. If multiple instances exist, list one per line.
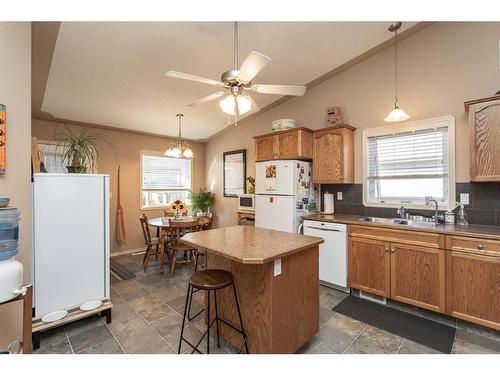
(303, 220), (349, 292)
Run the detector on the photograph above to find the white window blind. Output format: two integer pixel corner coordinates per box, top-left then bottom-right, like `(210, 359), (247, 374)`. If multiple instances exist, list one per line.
(141, 153), (192, 209)
(142, 154), (191, 190)
(366, 126), (450, 206)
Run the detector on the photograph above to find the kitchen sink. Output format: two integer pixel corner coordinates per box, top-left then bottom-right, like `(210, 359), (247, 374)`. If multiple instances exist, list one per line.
(358, 217), (438, 228)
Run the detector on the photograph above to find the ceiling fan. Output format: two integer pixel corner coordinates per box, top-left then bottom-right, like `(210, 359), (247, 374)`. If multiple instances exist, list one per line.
(165, 22), (307, 122)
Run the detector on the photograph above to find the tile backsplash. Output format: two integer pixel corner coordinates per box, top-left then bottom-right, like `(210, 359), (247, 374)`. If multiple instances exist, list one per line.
(320, 182), (500, 226)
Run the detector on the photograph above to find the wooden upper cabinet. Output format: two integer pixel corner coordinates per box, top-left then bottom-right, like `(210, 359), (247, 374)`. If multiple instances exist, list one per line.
(312, 125), (355, 184)
(465, 96), (500, 182)
(348, 237), (391, 298)
(446, 250), (500, 330)
(390, 243), (445, 313)
(253, 128), (313, 162)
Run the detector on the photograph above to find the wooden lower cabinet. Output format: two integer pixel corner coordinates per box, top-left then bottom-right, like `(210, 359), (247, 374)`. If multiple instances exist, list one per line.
(446, 250), (500, 330)
(390, 244), (445, 313)
(348, 237), (391, 297)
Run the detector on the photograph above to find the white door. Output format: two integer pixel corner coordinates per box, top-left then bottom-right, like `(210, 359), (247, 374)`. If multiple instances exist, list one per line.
(303, 221), (348, 289)
(255, 195), (296, 233)
(34, 174), (108, 316)
(255, 160), (296, 195)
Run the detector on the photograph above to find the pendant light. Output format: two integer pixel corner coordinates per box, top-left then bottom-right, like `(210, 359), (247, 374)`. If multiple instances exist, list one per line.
(385, 22), (410, 123)
(165, 114), (193, 158)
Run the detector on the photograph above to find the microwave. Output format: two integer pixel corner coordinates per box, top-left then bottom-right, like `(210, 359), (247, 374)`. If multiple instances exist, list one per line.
(238, 194), (255, 211)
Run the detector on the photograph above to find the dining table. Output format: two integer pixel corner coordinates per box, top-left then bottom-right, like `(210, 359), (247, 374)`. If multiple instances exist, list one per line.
(148, 216), (211, 273)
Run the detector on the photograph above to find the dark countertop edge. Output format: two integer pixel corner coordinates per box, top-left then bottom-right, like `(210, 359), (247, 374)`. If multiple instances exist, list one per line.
(302, 214), (500, 241)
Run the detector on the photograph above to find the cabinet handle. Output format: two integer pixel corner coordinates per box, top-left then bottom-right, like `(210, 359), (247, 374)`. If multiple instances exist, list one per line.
(391, 248), (395, 253)
(477, 244), (484, 250)
(385, 247), (389, 253)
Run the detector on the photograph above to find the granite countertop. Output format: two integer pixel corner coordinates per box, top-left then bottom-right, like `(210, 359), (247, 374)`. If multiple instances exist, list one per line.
(302, 213), (500, 240)
(181, 225), (324, 264)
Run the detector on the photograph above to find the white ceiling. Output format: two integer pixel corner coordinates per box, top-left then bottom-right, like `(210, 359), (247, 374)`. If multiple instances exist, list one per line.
(41, 22), (416, 140)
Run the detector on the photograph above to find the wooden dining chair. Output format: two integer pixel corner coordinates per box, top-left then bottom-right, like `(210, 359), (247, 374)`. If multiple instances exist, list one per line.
(167, 218), (199, 276)
(194, 213), (213, 271)
(139, 213), (162, 272)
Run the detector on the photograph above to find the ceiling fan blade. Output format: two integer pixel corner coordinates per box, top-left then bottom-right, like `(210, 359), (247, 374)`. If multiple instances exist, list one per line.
(238, 51), (271, 83)
(250, 84), (307, 96)
(187, 92), (226, 107)
(165, 71), (224, 86)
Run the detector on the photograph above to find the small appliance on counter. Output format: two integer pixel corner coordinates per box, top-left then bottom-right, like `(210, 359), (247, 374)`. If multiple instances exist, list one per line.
(237, 194), (255, 211)
(322, 192), (335, 214)
(0, 205), (24, 303)
(456, 202), (469, 226)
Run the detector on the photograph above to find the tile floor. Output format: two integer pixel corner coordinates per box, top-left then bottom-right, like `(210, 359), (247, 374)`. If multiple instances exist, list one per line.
(34, 253), (500, 354)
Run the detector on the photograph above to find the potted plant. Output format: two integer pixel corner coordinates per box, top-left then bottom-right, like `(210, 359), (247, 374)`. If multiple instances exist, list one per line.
(188, 189), (216, 217)
(53, 126), (112, 173)
(247, 176), (255, 194)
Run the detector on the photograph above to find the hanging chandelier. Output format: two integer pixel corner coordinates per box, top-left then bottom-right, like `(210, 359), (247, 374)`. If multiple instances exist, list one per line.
(165, 114), (193, 158)
(384, 22), (410, 123)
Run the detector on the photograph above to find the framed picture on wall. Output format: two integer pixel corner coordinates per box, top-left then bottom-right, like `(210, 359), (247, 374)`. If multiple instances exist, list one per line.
(223, 149), (246, 198)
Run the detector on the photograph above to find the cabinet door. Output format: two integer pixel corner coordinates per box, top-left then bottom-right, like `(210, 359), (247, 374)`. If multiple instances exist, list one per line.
(470, 100), (500, 181)
(255, 136), (277, 161)
(313, 129), (343, 183)
(446, 251), (500, 330)
(277, 131), (299, 159)
(390, 244), (445, 313)
(348, 238), (391, 297)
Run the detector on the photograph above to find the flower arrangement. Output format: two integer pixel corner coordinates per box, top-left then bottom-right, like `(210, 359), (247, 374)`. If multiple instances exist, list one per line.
(166, 199), (188, 218)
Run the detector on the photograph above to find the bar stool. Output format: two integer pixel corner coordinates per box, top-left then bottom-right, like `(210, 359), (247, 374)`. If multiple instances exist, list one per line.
(178, 269), (249, 354)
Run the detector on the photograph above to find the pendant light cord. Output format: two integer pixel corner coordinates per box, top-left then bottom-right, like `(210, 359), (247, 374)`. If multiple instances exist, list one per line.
(394, 27), (399, 108)
(233, 21), (239, 70)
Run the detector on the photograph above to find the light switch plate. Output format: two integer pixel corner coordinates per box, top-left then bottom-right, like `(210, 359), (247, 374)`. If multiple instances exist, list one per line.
(274, 258), (282, 276)
(460, 193), (469, 205)
(337, 192), (343, 200)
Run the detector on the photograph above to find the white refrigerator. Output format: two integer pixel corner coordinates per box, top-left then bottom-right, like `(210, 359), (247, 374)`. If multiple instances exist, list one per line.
(33, 173), (110, 317)
(255, 160), (315, 233)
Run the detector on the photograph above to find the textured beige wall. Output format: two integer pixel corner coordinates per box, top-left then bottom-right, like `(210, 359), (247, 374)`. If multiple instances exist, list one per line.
(32, 119), (206, 254)
(206, 22), (500, 228)
(0, 22), (31, 349)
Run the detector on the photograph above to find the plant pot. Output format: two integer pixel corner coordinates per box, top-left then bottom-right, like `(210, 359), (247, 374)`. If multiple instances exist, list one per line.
(66, 165), (88, 173)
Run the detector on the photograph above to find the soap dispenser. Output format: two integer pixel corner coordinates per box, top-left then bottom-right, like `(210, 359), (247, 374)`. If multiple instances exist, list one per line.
(456, 202), (469, 226)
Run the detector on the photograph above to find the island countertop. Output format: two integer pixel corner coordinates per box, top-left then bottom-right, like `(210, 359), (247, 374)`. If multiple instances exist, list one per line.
(181, 225), (324, 264)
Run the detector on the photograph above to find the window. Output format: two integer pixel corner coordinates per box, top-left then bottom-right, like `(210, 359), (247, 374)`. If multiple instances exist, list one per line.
(223, 149), (246, 197)
(141, 151), (192, 209)
(363, 116), (455, 209)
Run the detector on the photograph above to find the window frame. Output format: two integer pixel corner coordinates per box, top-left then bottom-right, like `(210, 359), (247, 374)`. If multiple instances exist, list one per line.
(140, 150), (193, 211)
(362, 115), (456, 210)
(223, 149), (247, 198)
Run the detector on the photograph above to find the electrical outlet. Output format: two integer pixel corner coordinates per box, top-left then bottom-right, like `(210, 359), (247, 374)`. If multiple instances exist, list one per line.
(337, 192), (343, 201)
(274, 258), (282, 276)
(460, 193), (469, 205)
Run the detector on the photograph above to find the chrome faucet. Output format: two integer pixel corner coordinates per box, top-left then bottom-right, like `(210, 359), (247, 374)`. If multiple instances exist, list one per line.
(397, 206), (408, 219)
(425, 197), (439, 224)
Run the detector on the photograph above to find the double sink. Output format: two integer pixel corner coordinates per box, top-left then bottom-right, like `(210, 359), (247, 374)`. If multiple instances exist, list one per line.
(358, 216), (439, 228)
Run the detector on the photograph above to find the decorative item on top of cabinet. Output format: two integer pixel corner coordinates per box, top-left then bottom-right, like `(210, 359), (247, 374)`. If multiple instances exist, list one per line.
(326, 106), (343, 126)
(312, 124), (355, 184)
(464, 95), (500, 182)
(253, 127), (313, 162)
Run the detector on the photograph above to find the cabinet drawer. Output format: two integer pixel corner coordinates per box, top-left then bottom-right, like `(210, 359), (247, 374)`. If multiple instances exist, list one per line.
(446, 235), (500, 256)
(349, 225), (444, 249)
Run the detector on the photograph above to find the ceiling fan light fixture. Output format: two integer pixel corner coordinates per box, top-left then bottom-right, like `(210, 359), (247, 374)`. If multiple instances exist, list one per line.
(219, 94), (252, 116)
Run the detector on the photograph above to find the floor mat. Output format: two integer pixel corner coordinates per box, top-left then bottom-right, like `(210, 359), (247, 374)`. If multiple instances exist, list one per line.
(333, 295), (455, 353)
(110, 260), (136, 281)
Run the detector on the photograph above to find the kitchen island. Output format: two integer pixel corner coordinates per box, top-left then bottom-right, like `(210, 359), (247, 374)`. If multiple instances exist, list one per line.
(181, 225), (324, 354)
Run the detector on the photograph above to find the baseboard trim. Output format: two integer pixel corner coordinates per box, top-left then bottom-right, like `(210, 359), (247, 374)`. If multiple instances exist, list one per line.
(110, 247), (145, 257)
